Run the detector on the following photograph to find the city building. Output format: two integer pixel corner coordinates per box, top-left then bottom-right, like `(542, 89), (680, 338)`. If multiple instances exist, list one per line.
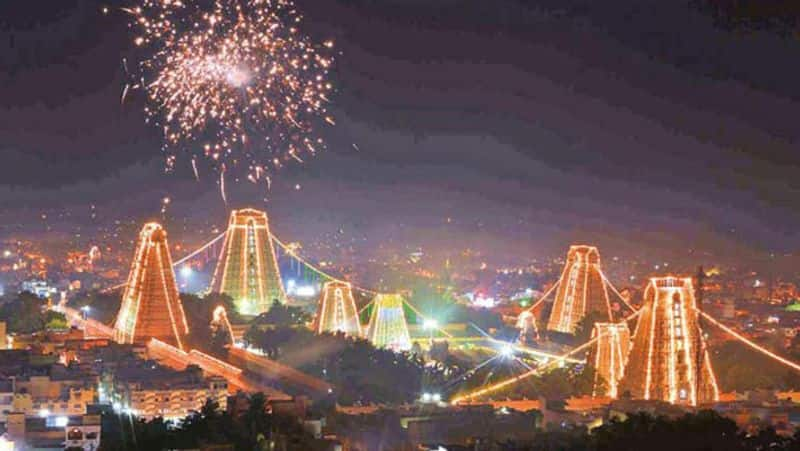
(103, 363), (227, 421)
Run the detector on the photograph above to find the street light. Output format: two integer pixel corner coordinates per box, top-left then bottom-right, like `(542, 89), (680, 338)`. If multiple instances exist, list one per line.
(423, 318), (438, 344)
(180, 265), (193, 278)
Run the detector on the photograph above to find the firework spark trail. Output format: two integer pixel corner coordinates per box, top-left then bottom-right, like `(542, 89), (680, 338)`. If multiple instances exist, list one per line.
(126, 0), (335, 182)
(191, 158), (200, 181)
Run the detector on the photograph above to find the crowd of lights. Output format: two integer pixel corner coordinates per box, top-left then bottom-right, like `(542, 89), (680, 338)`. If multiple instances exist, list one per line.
(125, 0), (335, 180)
(82, 225), (800, 410)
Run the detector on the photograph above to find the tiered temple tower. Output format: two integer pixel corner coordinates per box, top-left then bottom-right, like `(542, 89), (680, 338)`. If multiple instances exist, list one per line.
(366, 294), (411, 351)
(546, 245), (613, 334)
(315, 281), (362, 337)
(619, 277), (719, 405)
(211, 208), (286, 316)
(113, 223), (190, 350)
(590, 322), (631, 398)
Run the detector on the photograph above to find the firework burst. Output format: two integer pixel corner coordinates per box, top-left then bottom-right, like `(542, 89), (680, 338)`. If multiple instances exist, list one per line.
(125, 0), (335, 181)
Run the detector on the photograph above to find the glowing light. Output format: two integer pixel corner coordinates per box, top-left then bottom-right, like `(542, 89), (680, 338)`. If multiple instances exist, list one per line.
(211, 209), (286, 315)
(499, 343), (514, 358)
(618, 277), (718, 406)
(451, 334), (601, 404)
(0, 434), (14, 451)
(699, 309), (800, 373)
(112, 223), (190, 350)
(315, 281), (362, 337)
(423, 318), (439, 330)
(471, 294), (496, 308)
(590, 322), (630, 398)
(38, 409), (50, 418)
(366, 294), (412, 351)
(124, 0), (335, 179)
(180, 265), (193, 278)
(546, 245), (613, 334)
(295, 285), (316, 297)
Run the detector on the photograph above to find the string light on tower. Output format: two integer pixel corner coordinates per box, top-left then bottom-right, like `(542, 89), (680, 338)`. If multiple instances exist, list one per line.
(546, 245), (614, 334)
(112, 223), (190, 351)
(315, 281), (362, 337)
(366, 293), (412, 351)
(618, 277), (719, 406)
(211, 209), (286, 316)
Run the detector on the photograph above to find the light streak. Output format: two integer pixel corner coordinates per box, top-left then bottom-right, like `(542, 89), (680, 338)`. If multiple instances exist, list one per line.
(402, 299), (453, 339)
(600, 272), (638, 313)
(524, 280), (559, 313)
(219, 169), (227, 204)
(698, 309), (800, 372)
(451, 308), (643, 404)
(270, 231), (378, 295)
(450, 335), (601, 404)
(191, 158), (200, 181)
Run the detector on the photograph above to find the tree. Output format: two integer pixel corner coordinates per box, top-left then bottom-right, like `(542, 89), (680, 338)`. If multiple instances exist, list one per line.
(574, 311), (608, 345)
(181, 292), (239, 355)
(243, 326), (437, 404)
(100, 393), (316, 451)
(71, 290), (121, 325)
(252, 299), (312, 327)
(0, 292), (67, 334)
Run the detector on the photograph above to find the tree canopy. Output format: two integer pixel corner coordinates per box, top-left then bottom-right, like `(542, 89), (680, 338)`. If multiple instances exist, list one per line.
(0, 291), (67, 334)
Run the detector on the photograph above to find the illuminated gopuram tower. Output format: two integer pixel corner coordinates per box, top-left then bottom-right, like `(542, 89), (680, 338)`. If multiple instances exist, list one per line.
(211, 208), (286, 316)
(590, 322), (631, 398)
(546, 245), (613, 334)
(315, 281), (362, 337)
(113, 223), (189, 350)
(619, 277), (719, 405)
(366, 294), (411, 351)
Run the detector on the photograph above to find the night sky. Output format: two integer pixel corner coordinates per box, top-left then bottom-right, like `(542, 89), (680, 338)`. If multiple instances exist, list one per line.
(2, 0), (800, 261)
